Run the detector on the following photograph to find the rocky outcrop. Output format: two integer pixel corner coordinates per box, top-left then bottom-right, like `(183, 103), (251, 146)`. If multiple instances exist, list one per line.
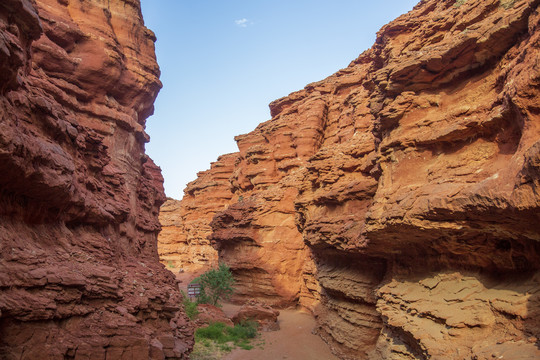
(163, 0), (540, 358)
(0, 0), (193, 359)
(158, 153), (238, 272)
(195, 304), (234, 327)
(231, 300), (280, 331)
(292, 0), (540, 358)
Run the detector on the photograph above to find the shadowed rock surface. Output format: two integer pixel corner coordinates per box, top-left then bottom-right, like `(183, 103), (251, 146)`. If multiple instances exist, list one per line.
(0, 0), (193, 358)
(160, 0), (540, 358)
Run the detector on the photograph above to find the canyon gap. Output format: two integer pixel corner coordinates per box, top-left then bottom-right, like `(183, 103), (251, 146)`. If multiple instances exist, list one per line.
(159, 0), (540, 359)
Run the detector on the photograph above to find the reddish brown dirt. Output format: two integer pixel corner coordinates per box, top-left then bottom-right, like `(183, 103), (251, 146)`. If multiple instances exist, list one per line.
(222, 304), (339, 360)
(178, 271), (338, 360)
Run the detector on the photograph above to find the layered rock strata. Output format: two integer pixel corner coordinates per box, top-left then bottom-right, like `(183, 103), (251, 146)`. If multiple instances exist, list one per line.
(162, 0), (540, 358)
(158, 153), (238, 272)
(292, 1), (540, 357)
(0, 0), (192, 359)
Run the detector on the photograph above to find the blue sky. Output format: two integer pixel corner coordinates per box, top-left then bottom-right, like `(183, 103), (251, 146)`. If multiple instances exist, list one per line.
(140, 0), (419, 199)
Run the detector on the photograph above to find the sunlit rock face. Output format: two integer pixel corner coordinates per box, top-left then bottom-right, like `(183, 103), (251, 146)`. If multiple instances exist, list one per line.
(292, 0), (540, 358)
(163, 0), (540, 358)
(0, 0), (193, 358)
(158, 153), (238, 273)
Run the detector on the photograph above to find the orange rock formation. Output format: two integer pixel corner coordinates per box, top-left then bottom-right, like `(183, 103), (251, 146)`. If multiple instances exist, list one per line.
(0, 0), (192, 358)
(158, 153), (238, 273)
(160, 0), (540, 358)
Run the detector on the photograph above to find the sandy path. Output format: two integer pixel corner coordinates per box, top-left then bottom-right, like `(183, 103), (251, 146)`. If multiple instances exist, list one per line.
(222, 304), (338, 360)
(175, 271), (338, 359)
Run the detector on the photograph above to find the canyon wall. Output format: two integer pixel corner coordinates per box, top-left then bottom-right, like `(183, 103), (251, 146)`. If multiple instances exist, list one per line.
(158, 153), (238, 273)
(0, 0), (193, 359)
(161, 0), (540, 359)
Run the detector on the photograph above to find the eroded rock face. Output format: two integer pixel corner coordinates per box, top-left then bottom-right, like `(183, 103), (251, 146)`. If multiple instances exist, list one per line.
(162, 0), (540, 358)
(0, 0), (193, 358)
(158, 153), (239, 273)
(293, 1), (540, 358)
(231, 300), (280, 332)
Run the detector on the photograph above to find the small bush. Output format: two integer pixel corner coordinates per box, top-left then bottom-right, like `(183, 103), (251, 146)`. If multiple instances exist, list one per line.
(226, 320), (258, 350)
(454, 0), (467, 7)
(226, 320), (258, 340)
(192, 263), (235, 306)
(195, 320), (259, 351)
(181, 290), (199, 320)
(196, 322), (228, 343)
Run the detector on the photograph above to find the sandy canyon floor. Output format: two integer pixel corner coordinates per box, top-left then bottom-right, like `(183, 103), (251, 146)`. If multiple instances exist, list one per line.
(176, 272), (338, 360)
(223, 305), (339, 360)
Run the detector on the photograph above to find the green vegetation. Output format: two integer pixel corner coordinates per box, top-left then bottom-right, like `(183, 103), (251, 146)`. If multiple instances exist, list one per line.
(190, 321), (260, 359)
(181, 290), (199, 320)
(186, 265), (258, 359)
(196, 321), (258, 350)
(454, 0), (467, 7)
(166, 260), (174, 268)
(192, 263), (235, 306)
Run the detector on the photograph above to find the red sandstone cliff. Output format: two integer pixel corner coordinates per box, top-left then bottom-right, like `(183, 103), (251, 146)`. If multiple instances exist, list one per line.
(160, 0), (540, 359)
(0, 0), (192, 358)
(158, 153), (239, 273)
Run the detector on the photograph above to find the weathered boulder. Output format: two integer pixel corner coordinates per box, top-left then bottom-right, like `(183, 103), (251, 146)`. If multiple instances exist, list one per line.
(231, 300), (280, 331)
(195, 304), (234, 327)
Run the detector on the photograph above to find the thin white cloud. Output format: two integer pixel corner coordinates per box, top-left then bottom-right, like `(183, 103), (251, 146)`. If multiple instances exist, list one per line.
(235, 18), (252, 28)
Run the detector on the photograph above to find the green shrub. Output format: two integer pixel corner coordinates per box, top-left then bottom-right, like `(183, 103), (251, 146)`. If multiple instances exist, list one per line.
(454, 0), (467, 7)
(227, 320), (258, 350)
(195, 320), (259, 351)
(195, 322), (228, 343)
(226, 320), (258, 340)
(181, 290), (199, 320)
(192, 263), (235, 306)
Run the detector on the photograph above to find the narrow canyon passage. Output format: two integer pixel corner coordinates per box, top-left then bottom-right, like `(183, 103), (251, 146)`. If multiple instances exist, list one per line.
(175, 271), (339, 360)
(1, 0), (539, 359)
(158, 0), (540, 359)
